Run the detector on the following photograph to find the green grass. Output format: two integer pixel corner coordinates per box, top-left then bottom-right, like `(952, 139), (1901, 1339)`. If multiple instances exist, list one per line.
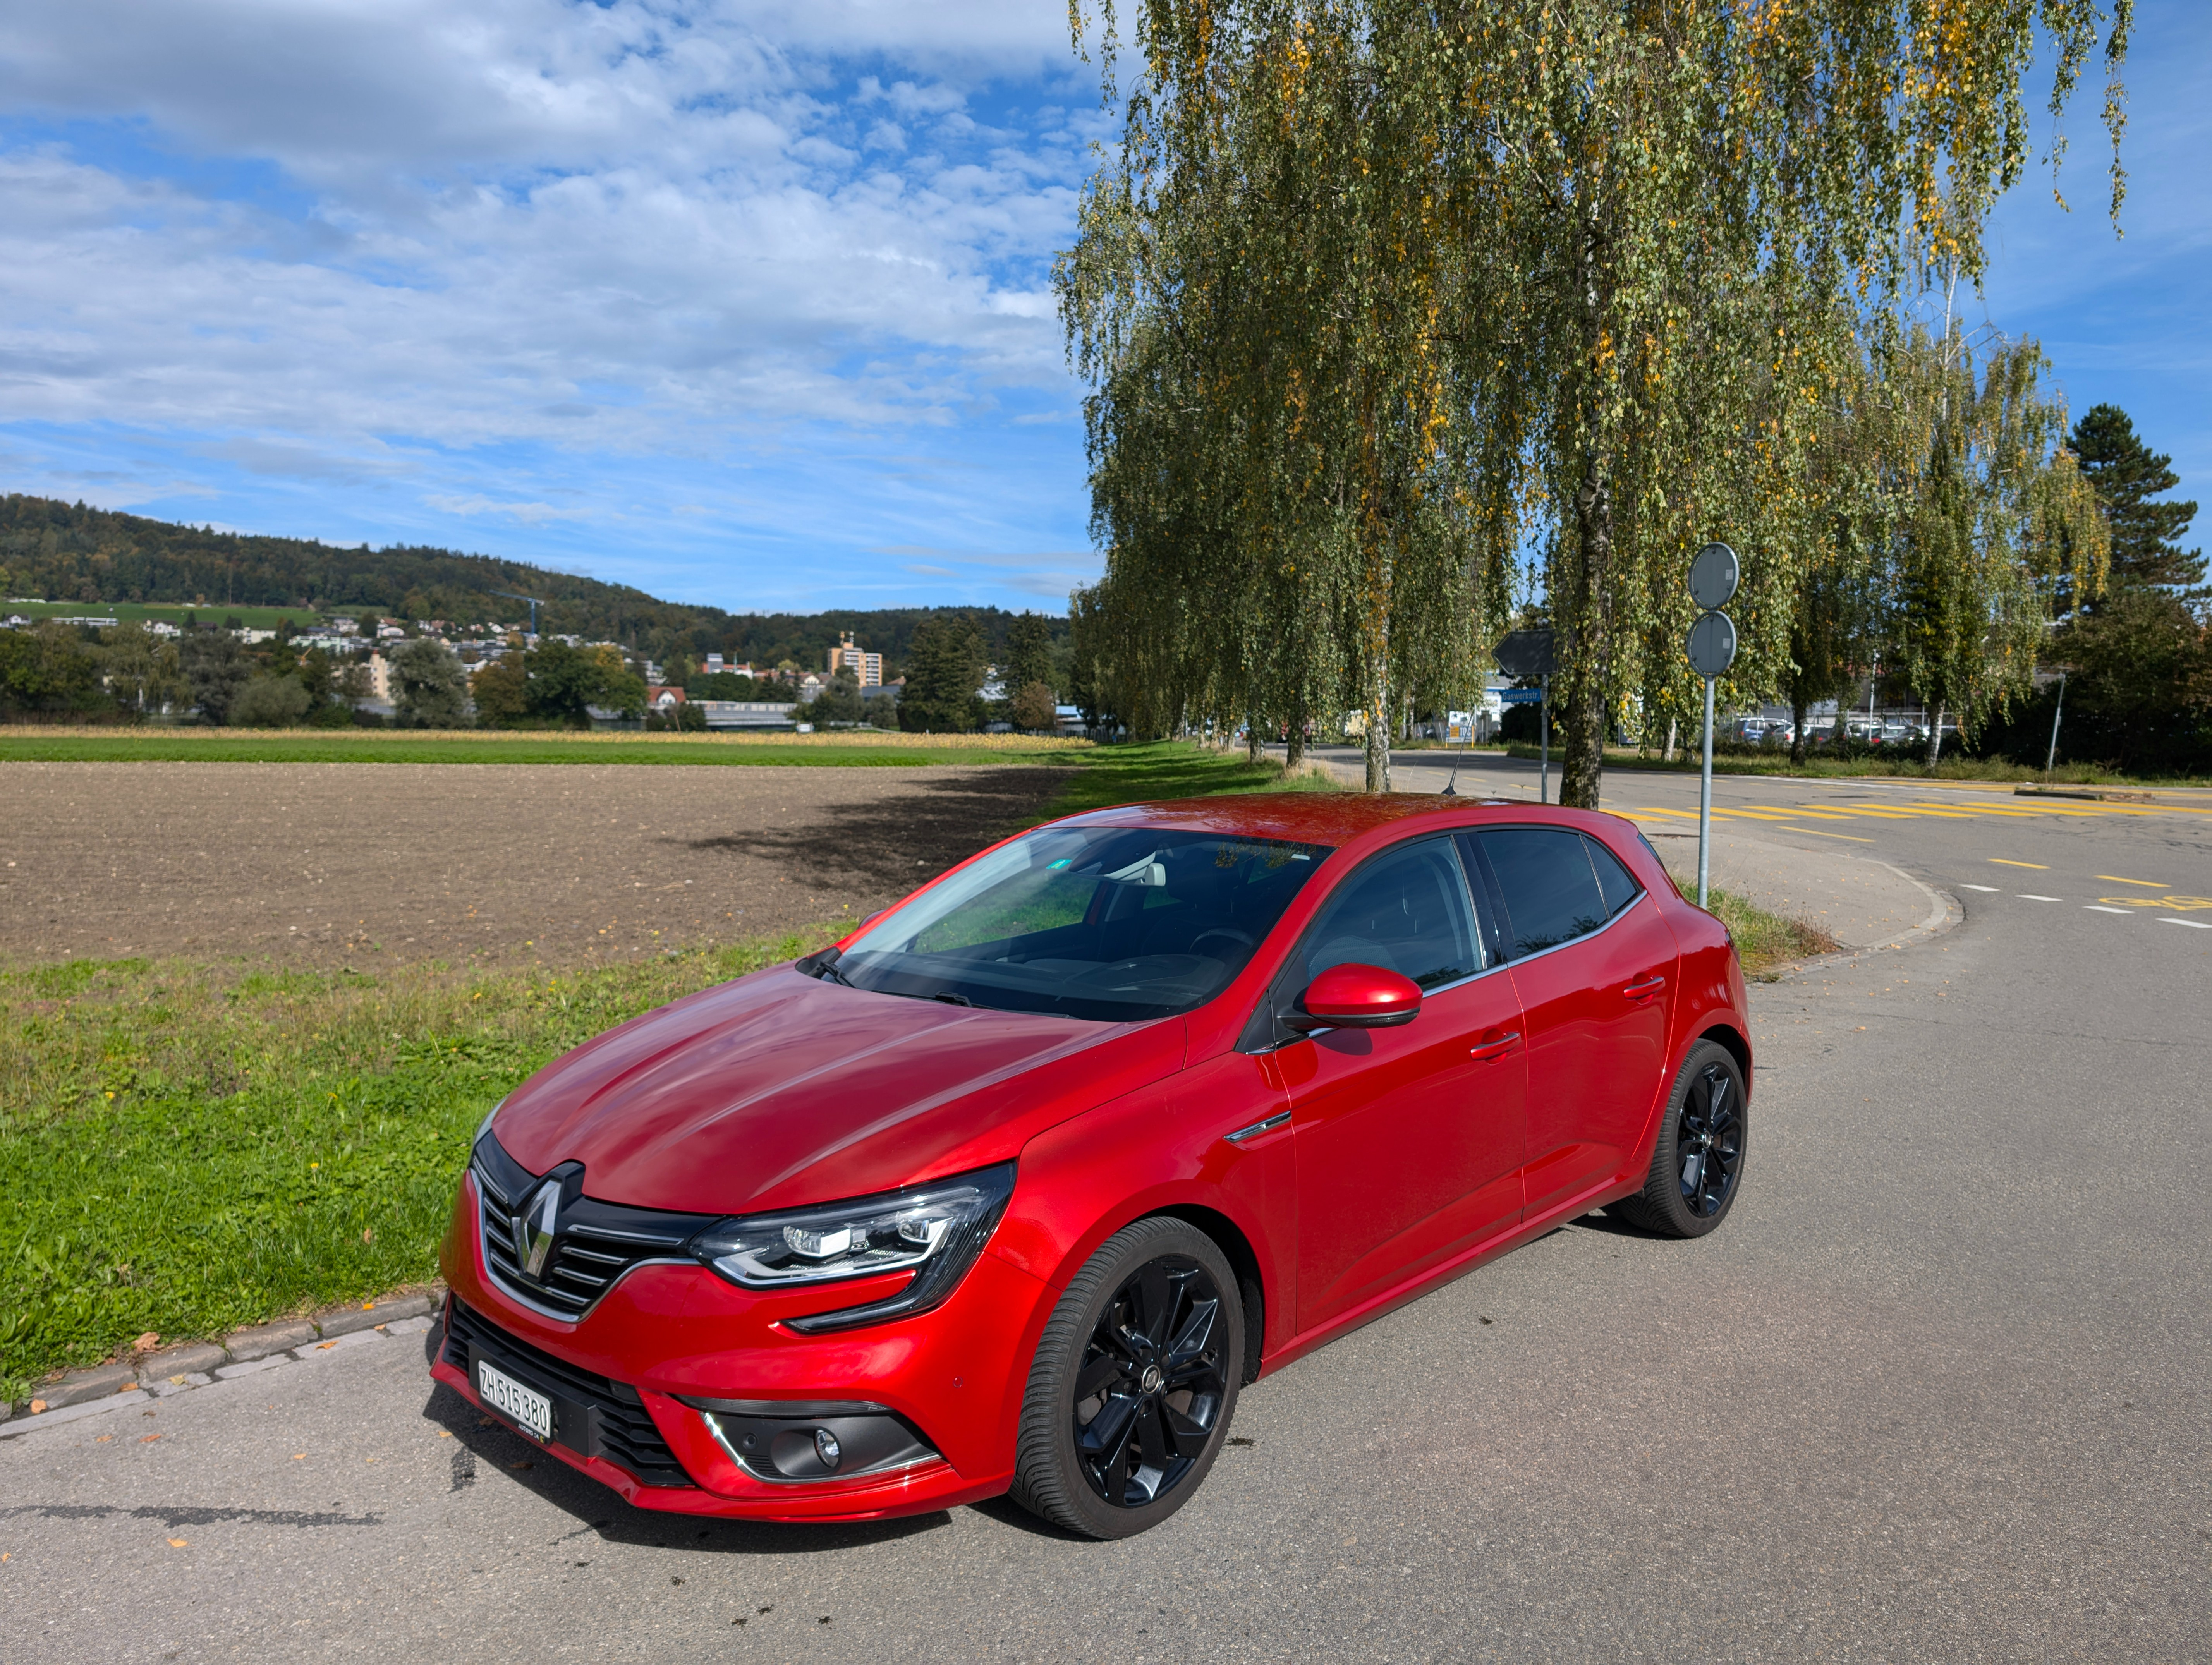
(1699, 888), (1841, 978)
(1039, 738), (1339, 819)
(3, 599), (323, 632)
(0, 934), (839, 1406)
(0, 729), (1087, 768)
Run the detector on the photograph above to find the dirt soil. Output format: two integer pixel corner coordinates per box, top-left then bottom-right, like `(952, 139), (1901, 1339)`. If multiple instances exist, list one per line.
(0, 761), (1073, 967)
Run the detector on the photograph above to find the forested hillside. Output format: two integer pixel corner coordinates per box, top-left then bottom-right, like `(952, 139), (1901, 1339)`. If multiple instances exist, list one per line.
(0, 495), (1063, 673)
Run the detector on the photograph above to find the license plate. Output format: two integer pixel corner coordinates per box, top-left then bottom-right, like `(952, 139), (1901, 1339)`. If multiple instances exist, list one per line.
(476, 1359), (553, 1443)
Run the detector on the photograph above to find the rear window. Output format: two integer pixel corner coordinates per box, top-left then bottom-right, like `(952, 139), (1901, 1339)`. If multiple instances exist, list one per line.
(1586, 834), (1642, 917)
(825, 826), (1333, 1022)
(1466, 827), (1609, 958)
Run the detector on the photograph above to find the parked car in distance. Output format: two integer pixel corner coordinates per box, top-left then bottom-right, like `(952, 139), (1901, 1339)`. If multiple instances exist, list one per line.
(434, 794), (1752, 1537)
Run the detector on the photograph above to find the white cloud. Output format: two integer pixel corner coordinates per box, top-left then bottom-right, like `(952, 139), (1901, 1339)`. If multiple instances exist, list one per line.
(426, 494), (596, 524)
(0, 1), (1100, 456)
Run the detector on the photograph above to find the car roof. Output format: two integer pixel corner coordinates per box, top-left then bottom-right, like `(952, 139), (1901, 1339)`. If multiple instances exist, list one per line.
(1062, 791), (1620, 847)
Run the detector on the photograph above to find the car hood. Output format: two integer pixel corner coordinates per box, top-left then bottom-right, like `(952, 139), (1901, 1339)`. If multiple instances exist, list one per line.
(489, 964), (1187, 1216)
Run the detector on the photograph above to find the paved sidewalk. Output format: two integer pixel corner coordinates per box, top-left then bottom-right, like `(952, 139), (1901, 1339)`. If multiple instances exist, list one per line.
(1639, 828), (1946, 950)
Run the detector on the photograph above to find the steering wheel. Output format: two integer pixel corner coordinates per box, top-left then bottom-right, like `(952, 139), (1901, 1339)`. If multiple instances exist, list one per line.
(1190, 926), (1255, 958)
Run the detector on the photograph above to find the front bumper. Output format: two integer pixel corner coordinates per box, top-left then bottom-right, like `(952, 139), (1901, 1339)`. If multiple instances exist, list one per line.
(433, 1172), (1047, 1521)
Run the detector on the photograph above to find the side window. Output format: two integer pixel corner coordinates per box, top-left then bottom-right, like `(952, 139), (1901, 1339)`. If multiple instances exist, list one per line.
(1467, 828), (1608, 958)
(1289, 838), (1481, 991)
(1585, 835), (1642, 918)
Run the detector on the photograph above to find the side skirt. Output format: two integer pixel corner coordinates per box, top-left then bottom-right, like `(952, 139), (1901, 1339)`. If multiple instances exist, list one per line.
(1254, 1171), (1641, 1380)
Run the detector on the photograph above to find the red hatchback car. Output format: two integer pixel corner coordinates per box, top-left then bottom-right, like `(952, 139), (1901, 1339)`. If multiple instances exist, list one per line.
(434, 793), (1750, 1538)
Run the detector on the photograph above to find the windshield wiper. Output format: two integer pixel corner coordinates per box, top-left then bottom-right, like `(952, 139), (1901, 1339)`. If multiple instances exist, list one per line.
(802, 947), (855, 987)
(933, 991), (974, 1007)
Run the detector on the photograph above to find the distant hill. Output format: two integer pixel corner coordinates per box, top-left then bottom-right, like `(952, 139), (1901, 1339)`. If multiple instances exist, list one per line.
(0, 494), (1065, 674)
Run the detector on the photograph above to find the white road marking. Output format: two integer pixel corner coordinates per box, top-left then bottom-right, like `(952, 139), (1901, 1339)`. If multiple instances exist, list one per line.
(2018, 894), (2063, 902)
(2158, 918), (2212, 930)
(1959, 884), (2000, 892)
(2083, 906), (2133, 915)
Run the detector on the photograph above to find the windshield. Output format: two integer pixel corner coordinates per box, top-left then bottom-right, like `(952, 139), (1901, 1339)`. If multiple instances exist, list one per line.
(822, 826), (1334, 1022)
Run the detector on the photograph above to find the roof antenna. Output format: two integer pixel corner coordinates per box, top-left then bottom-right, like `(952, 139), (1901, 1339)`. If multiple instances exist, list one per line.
(1440, 713), (1472, 796)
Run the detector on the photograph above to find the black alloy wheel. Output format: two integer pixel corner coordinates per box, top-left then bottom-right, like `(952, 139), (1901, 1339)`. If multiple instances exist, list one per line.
(1614, 1039), (1748, 1239)
(1012, 1217), (1243, 1539)
(1674, 1059), (1742, 1217)
(1071, 1255), (1228, 1507)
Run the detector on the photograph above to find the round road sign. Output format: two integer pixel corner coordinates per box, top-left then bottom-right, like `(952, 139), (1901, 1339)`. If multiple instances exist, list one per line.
(1686, 609), (1737, 679)
(1688, 542), (1740, 610)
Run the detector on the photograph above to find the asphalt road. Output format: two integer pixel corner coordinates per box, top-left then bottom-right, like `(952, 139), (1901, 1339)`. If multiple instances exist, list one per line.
(5, 763), (2209, 1663)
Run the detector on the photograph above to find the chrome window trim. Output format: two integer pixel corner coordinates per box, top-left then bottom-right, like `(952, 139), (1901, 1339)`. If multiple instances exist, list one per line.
(1457, 825), (1649, 973)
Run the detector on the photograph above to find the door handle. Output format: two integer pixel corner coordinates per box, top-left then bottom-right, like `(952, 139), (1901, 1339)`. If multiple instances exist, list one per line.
(1623, 974), (1668, 999)
(1468, 1030), (1521, 1061)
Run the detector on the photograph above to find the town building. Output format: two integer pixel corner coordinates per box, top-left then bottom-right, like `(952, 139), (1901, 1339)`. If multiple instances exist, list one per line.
(824, 632), (883, 688)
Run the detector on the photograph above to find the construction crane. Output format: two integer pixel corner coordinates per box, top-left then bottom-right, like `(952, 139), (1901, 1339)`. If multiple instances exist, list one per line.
(491, 590), (548, 638)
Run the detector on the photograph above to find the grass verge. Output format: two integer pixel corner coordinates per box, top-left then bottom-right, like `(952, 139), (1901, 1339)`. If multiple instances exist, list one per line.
(0, 728), (1088, 768)
(0, 934), (838, 1407)
(1699, 888), (1841, 978)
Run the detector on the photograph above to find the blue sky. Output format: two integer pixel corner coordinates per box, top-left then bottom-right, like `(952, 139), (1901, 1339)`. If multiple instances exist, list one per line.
(0, 2), (2200, 616)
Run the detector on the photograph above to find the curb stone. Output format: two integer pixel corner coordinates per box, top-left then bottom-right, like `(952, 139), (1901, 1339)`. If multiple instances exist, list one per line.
(3, 1282), (447, 1425)
(0, 1388), (152, 1436)
(1771, 866), (1963, 981)
(30, 1360), (138, 1411)
(0, 1315), (443, 1440)
(138, 1342), (229, 1385)
(224, 1319), (321, 1362)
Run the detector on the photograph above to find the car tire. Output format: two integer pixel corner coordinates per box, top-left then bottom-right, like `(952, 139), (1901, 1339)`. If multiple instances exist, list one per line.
(1613, 1040), (1747, 1239)
(1009, 1216), (1243, 1540)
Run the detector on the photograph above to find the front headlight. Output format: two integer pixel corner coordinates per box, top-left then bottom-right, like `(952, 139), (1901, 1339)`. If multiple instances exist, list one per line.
(687, 1162), (1016, 1335)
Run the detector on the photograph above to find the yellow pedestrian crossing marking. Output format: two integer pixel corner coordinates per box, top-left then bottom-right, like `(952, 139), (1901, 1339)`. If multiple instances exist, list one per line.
(1621, 791), (2209, 838)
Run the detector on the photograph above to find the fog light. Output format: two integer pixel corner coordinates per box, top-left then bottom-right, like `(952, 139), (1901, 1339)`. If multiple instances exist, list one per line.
(814, 1429), (842, 1470)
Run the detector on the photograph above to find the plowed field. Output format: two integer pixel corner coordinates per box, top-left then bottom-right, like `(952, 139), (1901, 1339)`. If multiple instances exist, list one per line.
(0, 760), (1069, 966)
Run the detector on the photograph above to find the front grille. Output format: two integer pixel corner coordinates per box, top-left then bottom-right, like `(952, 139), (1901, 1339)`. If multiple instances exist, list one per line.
(471, 1134), (712, 1320)
(445, 1298), (694, 1489)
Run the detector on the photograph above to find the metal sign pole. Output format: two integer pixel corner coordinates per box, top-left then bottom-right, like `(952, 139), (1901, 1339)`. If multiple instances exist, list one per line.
(1684, 541), (1740, 912)
(1538, 674), (1549, 805)
(1698, 675), (1716, 908)
(2044, 671), (2066, 778)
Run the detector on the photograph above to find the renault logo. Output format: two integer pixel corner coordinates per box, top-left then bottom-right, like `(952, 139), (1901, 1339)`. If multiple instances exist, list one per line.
(515, 1182), (560, 1279)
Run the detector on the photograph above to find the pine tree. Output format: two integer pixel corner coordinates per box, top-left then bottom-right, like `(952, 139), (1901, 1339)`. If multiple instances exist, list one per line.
(1003, 614), (1055, 700)
(898, 616), (986, 733)
(2069, 405), (2204, 594)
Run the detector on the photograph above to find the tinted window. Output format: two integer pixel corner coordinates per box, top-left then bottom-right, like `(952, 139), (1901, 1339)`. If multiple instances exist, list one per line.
(1471, 828), (1607, 958)
(1288, 838), (1480, 990)
(1586, 835), (1642, 918)
(829, 826), (1332, 1021)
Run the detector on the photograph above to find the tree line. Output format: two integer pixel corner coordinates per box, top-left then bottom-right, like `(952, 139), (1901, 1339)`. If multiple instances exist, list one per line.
(1056, 0), (2164, 796)
(1, 611), (1079, 735)
(0, 495), (1066, 678)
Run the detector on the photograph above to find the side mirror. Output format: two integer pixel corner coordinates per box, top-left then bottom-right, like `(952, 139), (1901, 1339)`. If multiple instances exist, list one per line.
(1288, 963), (1422, 1032)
